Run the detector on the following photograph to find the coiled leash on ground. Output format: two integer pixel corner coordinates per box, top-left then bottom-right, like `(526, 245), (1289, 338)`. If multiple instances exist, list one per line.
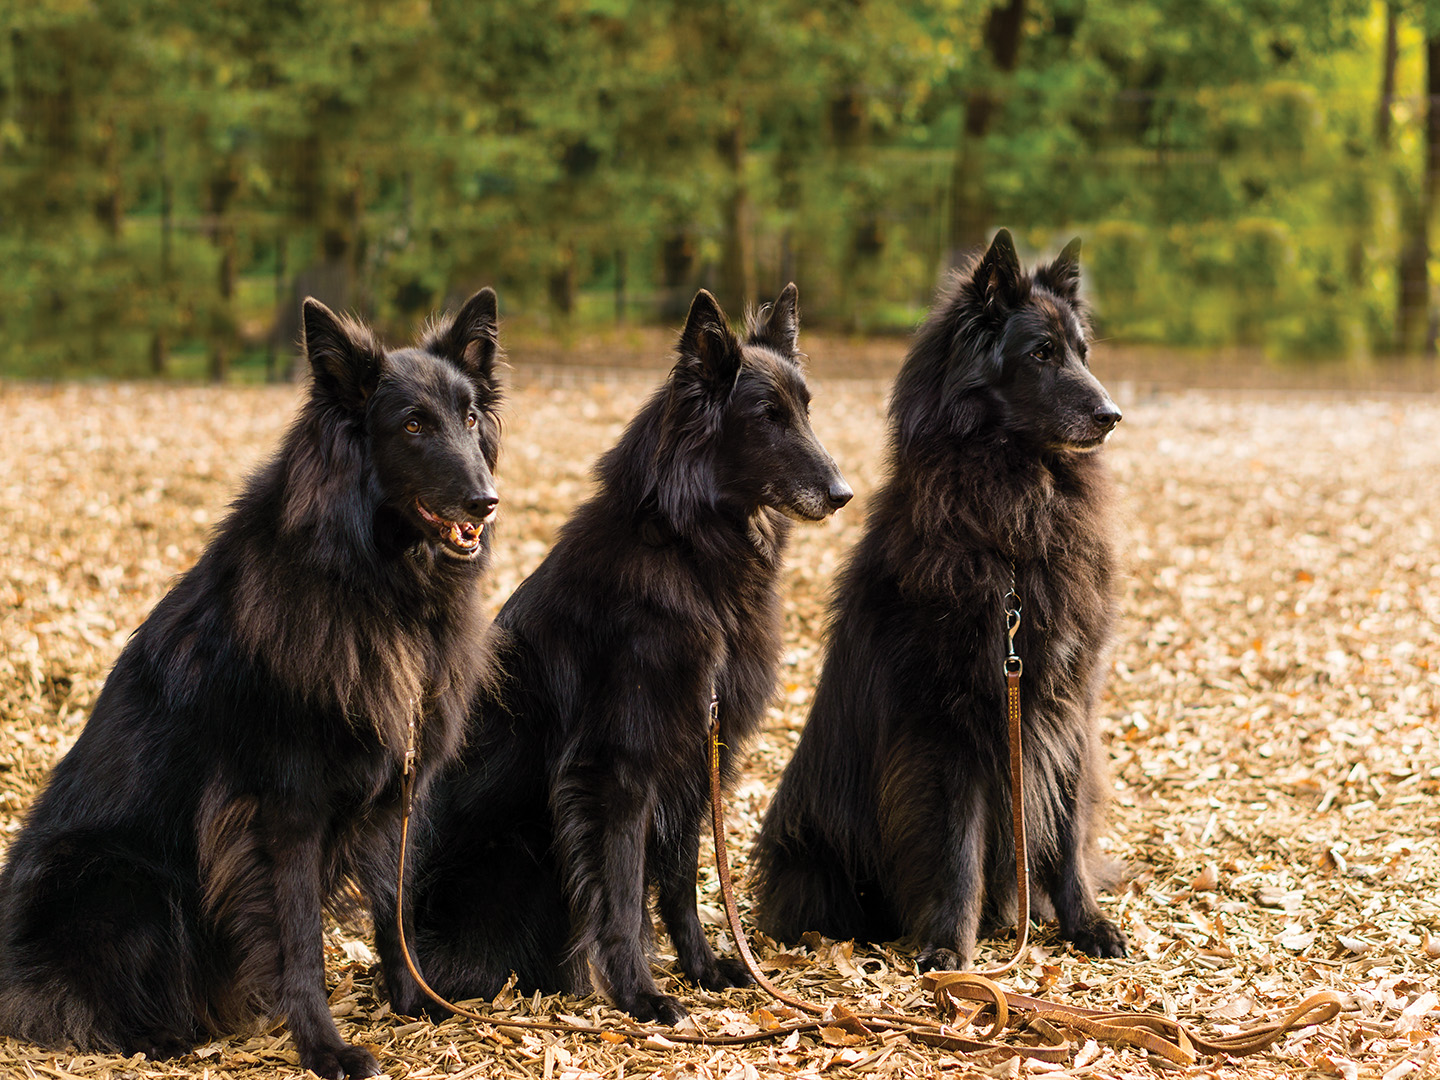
(390, 577), (1341, 1061)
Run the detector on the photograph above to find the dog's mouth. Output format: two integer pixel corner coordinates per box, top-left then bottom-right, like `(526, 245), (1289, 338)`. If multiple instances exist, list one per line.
(1052, 427), (1115, 453)
(415, 499), (486, 556)
(778, 501), (836, 523)
(1070, 430), (1113, 452)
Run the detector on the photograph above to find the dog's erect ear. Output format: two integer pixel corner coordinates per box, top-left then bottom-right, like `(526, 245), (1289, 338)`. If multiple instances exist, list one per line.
(1036, 237), (1082, 299)
(749, 282), (801, 357)
(432, 287), (500, 383)
(975, 228), (1027, 319)
(303, 298), (384, 411)
(678, 289), (742, 391)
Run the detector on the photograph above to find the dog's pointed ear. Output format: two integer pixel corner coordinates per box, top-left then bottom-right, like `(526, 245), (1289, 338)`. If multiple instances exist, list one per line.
(1036, 237), (1082, 299)
(749, 282), (801, 357)
(303, 298), (383, 411)
(678, 289), (742, 391)
(974, 228), (1028, 320)
(432, 287), (500, 383)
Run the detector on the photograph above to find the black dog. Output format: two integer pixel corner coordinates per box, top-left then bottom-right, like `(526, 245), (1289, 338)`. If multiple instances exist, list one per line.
(404, 285), (852, 1024)
(751, 231), (1128, 970)
(0, 292), (505, 1078)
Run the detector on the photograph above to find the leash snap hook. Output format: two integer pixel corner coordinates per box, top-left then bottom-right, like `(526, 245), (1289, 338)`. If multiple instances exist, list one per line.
(1003, 588), (1022, 675)
(403, 714), (417, 778)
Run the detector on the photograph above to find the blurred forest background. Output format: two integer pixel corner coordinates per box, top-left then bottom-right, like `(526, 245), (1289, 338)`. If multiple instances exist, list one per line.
(4, 0), (1440, 379)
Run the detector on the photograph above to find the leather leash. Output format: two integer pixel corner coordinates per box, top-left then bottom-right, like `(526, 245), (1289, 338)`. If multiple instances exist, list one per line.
(386, 579), (1341, 1061)
(700, 573), (1341, 1062)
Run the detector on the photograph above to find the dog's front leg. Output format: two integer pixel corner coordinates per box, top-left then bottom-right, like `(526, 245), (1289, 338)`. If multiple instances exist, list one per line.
(271, 827), (380, 1079)
(1034, 761), (1127, 959)
(880, 744), (988, 971)
(553, 759), (685, 1024)
(653, 805), (751, 992)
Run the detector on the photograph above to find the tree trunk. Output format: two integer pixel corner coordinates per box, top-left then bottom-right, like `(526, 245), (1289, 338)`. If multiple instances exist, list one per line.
(1399, 34), (1440, 355)
(268, 233), (288, 382)
(150, 331), (168, 376)
(96, 119), (122, 236)
(1426, 35), (1440, 354)
(718, 121), (755, 314)
(208, 155), (239, 383)
(153, 125), (173, 376)
(614, 249), (627, 324)
(548, 244), (577, 317)
(660, 230), (696, 320)
(1378, 2), (1398, 148)
(947, 0), (1027, 267)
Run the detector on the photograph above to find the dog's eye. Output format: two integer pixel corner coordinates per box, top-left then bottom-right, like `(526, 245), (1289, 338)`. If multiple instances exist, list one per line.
(763, 403), (786, 423)
(466, 412), (478, 430)
(1029, 343), (1053, 362)
(404, 418), (422, 434)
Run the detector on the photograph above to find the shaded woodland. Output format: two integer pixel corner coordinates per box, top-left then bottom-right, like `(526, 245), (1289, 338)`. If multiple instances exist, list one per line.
(4, 1), (1440, 377)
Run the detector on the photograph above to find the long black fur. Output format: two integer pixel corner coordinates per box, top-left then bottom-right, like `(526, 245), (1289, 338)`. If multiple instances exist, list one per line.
(405, 285), (852, 1024)
(750, 232), (1129, 970)
(0, 291), (507, 1078)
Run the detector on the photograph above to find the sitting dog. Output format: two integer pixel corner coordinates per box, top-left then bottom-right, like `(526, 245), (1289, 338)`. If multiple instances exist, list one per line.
(0, 291), (506, 1078)
(751, 232), (1129, 970)
(405, 285), (852, 1022)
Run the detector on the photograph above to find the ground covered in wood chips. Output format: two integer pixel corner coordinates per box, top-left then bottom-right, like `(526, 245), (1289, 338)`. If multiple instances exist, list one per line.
(2, 347), (1438, 1080)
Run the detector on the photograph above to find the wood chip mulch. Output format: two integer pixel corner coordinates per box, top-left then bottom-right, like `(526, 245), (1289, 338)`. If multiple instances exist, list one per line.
(1, 362), (1436, 1080)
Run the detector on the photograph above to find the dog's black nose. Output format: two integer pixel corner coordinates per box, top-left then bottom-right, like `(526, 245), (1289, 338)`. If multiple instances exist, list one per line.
(1093, 403), (1122, 431)
(467, 493), (499, 521)
(828, 481), (854, 510)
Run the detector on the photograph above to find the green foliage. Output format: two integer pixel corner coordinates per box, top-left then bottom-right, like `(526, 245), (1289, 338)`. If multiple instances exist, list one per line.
(0, 0), (1427, 373)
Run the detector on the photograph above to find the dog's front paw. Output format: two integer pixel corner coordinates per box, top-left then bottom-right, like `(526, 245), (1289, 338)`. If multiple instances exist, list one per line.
(300, 1041), (381, 1080)
(379, 977), (431, 1020)
(622, 991), (689, 1026)
(915, 944), (969, 973)
(1068, 916), (1128, 959)
(696, 956), (753, 991)
(138, 1037), (195, 1061)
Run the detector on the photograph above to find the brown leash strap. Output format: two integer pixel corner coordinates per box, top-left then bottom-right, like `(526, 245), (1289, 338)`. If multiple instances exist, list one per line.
(922, 972), (1343, 1065)
(707, 694), (824, 1016)
(394, 758), (840, 1046)
(977, 580), (1030, 979)
(386, 583), (1340, 1061)
(701, 577), (1342, 1062)
(393, 733), (854, 1048)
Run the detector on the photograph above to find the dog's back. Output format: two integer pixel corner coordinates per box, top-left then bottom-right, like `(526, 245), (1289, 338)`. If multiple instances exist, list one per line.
(752, 232), (1127, 969)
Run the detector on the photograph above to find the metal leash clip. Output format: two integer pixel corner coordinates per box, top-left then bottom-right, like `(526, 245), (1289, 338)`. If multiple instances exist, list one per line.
(1003, 588), (1023, 677)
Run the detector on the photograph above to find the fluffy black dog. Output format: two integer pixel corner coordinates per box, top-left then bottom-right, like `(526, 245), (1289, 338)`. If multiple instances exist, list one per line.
(751, 231), (1128, 970)
(405, 285), (852, 1023)
(0, 291), (505, 1079)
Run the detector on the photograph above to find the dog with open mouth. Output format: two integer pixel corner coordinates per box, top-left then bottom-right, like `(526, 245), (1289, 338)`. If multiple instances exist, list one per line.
(0, 290), (506, 1079)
